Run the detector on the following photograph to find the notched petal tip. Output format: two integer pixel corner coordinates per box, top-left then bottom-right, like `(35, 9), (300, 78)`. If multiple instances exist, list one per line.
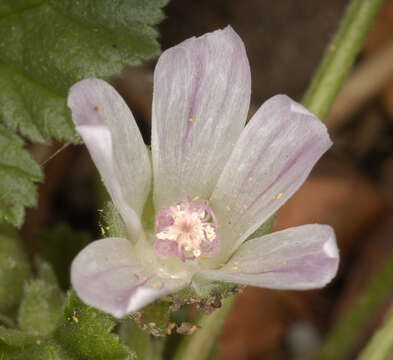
(274, 94), (333, 147)
(324, 238), (338, 258)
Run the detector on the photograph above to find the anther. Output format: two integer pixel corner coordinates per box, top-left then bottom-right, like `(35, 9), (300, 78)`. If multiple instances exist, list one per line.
(154, 197), (219, 262)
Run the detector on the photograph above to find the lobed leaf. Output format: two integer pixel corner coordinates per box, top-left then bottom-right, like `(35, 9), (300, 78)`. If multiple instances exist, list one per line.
(0, 0), (168, 226)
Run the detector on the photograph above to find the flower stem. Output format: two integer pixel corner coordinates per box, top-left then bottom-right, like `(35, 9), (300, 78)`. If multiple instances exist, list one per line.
(302, 0), (385, 121)
(312, 251), (393, 360)
(172, 296), (235, 360)
(356, 304), (393, 360)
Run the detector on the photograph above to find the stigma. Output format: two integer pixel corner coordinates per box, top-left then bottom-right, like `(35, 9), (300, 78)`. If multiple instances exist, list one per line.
(154, 197), (219, 262)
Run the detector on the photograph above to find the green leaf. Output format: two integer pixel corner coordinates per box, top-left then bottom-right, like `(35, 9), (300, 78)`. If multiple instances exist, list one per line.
(0, 224), (31, 313)
(0, 314), (15, 328)
(0, 126), (43, 226)
(36, 224), (91, 289)
(246, 214), (277, 241)
(0, 0), (168, 226)
(55, 291), (136, 360)
(0, 326), (42, 347)
(0, 339), (75, 360)
(17, 278), (64, 335)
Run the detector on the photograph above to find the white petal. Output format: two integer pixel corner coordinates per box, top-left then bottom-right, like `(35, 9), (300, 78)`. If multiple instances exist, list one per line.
(210, 95), (332, 262)
(68, 79), (151, 236)
(196, 224), (339, 290)
(71, 238), (189, 318)
(152, 26), (251, 210)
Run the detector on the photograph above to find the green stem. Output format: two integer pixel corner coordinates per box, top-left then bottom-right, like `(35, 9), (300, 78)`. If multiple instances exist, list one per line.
(173, 296), (235, 360)
(313, 251), (393, 360)
(357, 304), (393, 360)
(302, 0), (385, 120)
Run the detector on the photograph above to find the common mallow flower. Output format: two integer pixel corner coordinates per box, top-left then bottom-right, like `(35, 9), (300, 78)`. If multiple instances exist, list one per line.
(68, 27), (339, 318)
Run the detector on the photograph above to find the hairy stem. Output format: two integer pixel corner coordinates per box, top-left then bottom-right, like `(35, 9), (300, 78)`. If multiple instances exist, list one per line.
(356, 304), (393, 360)
(302, 0), (385, 120)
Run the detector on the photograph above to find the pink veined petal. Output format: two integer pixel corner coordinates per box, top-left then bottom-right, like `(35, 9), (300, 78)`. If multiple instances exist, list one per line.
(71, 238), (190, 318)
(152, 26), (251, 211)
(209, 95), (332, 263)
(195, 224), (339, 290)
(68, 79), (151, 237)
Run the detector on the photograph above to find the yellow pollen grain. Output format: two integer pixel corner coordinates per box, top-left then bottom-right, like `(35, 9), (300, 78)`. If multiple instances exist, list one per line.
(193, 196), (200, 201)
(226, 205), (231, 211)
(93, 105), (99, 111)
(153, 283), (160, 289)
(189, 117), (195, 123)
(276, 193), (283, 199)
(72, 315), (79, 323)
(117, 297), (123, 302)
(201, 256), (207, 260)
(260, 256), (264, 260)
(219, 263), (225, 267)
(143, 277), (148, 281)
(282, 260), (287, 265)
(205, 266), (211, 270)
(231, 266), (238, 270)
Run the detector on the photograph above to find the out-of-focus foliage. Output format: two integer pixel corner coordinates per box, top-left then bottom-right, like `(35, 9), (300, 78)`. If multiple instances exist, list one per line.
(0, 255), (135, 360)
(0, 224), (31, 313)
(0, 0), (168, 227)
(37, 224), (91, 289)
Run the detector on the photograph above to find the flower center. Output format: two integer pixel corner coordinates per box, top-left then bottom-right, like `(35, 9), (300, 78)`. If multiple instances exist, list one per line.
(154, 197), (219, 262)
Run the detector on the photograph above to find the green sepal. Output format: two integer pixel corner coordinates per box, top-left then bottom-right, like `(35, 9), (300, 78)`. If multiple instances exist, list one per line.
(0, 224), (31, 314)
(130, 300), (171, 337)
(100, 201), (129, 239)
(120, 318), (166, 360)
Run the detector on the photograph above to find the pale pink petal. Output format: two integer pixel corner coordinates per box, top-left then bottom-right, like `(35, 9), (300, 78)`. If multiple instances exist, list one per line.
(152, 26), (251, 210)
(196, 225), (339, 290)
(68, 79), (151, 237)
(71, 238), (189, 318)
(210, 95), (332, 262)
